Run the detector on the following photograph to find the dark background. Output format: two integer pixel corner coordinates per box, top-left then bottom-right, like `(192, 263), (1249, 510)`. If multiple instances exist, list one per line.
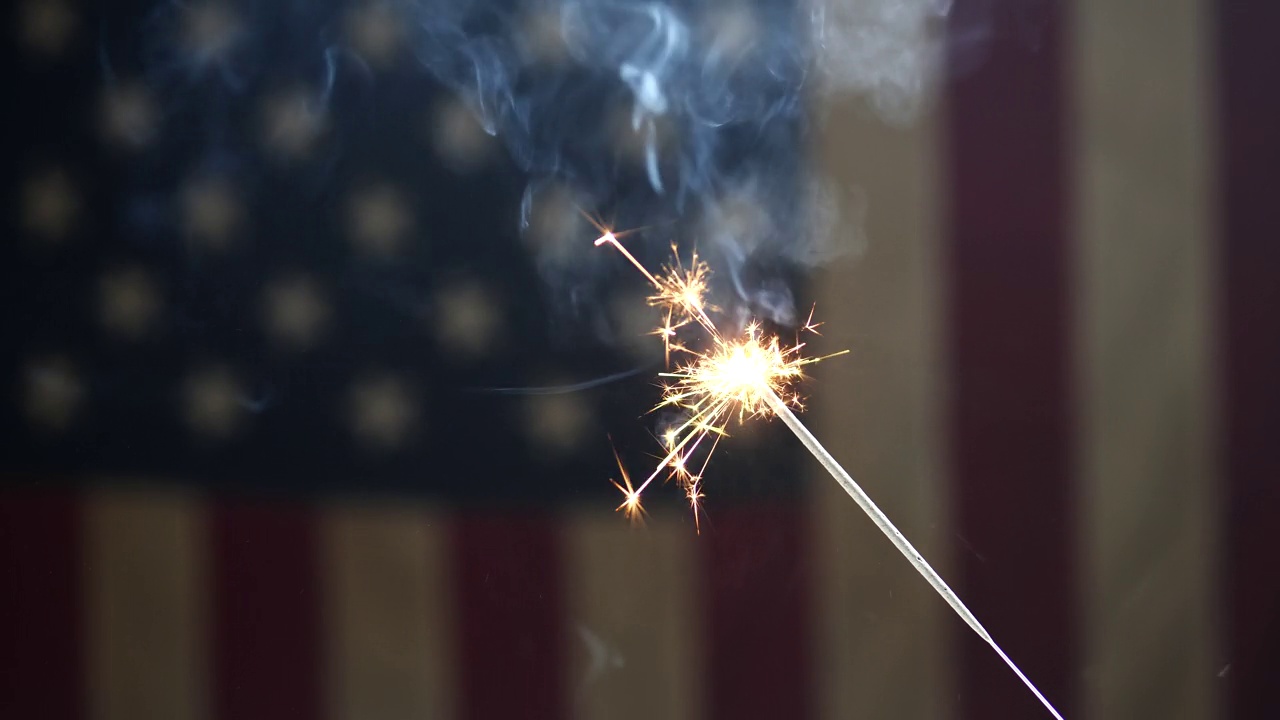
(4, 1), (1279, 719)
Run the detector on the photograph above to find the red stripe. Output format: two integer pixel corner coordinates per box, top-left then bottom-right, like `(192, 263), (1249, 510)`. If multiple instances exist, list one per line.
(1216, 3), (1280, 717)
(943, 1), (1077, 716)
(0, 489), (83, 719)
(212, 500), (323, 720)
(703, 504), (810, 720)
(454, 513), (564, 720)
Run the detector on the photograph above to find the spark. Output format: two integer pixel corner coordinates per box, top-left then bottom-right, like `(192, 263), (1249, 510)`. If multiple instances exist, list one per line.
(594, 228), (1065, 719)
(595, 229), (843, 527)
(685, 476), (704, 533)
(802, 303), (823, 335)
(608, 442), (645, 524)
(650, 244), (717, 334)
(581, 209), (660, 287)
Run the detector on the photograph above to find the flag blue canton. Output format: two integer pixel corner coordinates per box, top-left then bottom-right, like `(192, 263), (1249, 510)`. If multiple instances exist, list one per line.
(3, 0), (800, 503)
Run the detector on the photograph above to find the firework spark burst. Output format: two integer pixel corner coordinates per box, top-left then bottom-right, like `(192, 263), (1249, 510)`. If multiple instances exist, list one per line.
(587, 213), (845, 531)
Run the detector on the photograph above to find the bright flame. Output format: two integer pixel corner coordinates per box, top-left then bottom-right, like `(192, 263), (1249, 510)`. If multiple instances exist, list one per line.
(596, 227), (845, 529)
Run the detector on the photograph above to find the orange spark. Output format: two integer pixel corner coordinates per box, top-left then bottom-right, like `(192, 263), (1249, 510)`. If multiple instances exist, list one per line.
(609, 444), (645, 524)
(579, 210), (660, 288)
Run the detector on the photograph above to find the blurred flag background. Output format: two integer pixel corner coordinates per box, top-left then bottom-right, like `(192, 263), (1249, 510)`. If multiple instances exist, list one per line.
(4, 0), (1277, 719)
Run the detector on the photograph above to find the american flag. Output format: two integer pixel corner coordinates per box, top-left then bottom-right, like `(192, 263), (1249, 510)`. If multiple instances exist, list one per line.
(4, 1), (1278, 719)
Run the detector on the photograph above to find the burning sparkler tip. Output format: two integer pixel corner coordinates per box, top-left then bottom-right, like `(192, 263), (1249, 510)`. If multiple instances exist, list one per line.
(596, 227), (844, 533)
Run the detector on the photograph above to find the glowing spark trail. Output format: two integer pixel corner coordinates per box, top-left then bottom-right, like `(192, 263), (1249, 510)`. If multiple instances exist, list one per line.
(595, 231), (1065, 720)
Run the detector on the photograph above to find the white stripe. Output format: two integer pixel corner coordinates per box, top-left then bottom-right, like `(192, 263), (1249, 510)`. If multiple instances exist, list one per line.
(565, 510), (700, 720)
(1075, 0), (1219, 716)
(324, 501), (455, 720)
(809, 95), (950, 717)
(86, 488), (207, 720)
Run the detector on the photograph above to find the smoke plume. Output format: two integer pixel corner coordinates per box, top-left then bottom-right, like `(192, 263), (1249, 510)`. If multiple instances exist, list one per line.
(124, 0), (951, 327)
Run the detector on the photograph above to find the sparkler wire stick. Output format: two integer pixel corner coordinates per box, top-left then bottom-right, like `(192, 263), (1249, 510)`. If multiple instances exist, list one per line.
(761, 390), (1065, 720)
(592, 229), (1062, 716)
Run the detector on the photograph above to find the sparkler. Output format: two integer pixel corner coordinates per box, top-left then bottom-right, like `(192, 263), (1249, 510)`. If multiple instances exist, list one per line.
(593, 220), (1065, 720)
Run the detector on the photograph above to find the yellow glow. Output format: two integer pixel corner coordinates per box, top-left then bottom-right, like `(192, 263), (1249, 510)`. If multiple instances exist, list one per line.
(608, 444), (645, 524)
(596, 228), (846, 527)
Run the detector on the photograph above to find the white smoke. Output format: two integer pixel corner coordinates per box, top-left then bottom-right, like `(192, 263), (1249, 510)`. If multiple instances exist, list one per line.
(131, 0), (954, 327)
(399, 0), (949, 322)
(809, 0), (952, 122)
